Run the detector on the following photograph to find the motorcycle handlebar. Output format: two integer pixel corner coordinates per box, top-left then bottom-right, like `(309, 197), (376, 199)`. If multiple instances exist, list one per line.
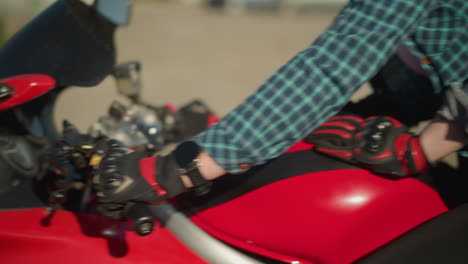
(150, 203), (263, 264)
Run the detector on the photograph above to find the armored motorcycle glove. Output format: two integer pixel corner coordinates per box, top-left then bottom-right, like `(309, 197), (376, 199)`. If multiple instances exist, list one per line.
(305, 115), (430, 177)
(59, 121), (186, 218)
(92, 138), (186, 204)
(59, 121), (213, 219)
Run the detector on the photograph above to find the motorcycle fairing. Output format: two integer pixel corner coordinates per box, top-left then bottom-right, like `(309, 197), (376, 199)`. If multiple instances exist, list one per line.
(0, 74), (55, 111)
(183, 142), (448, 264)
(0, 208), (207, 264)
(0, 0), (116, 87)
(0, 141), (451, 264)
(177, 142), (357, 214)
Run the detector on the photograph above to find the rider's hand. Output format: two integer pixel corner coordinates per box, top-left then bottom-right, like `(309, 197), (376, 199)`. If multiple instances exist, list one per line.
(58, 121), (187, 220)
(305, 115), (430, 177)
(92, 138), (186, 204)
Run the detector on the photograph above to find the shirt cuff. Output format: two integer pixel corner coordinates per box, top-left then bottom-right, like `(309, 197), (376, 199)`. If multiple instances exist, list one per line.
(191, 123), (261, 174)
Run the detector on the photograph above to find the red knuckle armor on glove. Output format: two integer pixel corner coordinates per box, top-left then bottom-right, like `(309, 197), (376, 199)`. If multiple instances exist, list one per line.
(305, 115), (430, 177)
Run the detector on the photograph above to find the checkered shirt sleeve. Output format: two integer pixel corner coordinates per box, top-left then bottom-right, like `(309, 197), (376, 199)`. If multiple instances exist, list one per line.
(193, 0), (436, 174)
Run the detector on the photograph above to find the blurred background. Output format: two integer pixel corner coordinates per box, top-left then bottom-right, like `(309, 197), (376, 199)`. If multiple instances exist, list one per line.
(0, 0), (370, 132)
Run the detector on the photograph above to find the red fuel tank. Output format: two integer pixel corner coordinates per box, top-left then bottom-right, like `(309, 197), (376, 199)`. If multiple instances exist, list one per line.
(190, 142), (448, 264)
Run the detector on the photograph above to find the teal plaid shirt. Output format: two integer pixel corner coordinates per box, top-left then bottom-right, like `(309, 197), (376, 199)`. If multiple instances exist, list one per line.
(193, 0), (468, 174)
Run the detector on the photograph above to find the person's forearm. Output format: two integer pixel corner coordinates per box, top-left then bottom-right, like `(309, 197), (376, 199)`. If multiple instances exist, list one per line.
(191, 0), (433, 175)
(181, 116), (468, 187)
(419, 117), (468, 163)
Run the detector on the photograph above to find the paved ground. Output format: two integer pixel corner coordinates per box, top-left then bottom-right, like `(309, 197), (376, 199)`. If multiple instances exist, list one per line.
(54, 2), (371, 131)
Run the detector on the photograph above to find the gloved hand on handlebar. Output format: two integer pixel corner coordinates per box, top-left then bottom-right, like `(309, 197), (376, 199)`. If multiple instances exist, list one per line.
(305, 114), (430, 177)
(58, 121), (192, 219)
(91, 137), (186, 204)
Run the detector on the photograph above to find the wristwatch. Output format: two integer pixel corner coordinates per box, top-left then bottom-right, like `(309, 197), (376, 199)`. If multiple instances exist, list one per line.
(172, 141), (212, 196)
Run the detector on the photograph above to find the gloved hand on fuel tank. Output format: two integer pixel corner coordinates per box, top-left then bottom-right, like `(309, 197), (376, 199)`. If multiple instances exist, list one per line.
(304, 114), (430, 178)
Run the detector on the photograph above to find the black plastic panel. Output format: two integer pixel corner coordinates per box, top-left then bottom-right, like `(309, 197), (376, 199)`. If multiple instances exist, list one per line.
(356, 204), (468, 264)
(0, 180), (46, 210)
(0, 0), (116, 87)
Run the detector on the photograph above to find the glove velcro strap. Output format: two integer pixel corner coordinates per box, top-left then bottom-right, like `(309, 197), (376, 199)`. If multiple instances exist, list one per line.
(139, 156), (168, 196)
(394, 134), (429, 176)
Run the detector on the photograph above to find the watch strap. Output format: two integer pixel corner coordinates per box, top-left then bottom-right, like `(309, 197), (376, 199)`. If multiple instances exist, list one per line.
(180, 160), (212, 196)
(174, 141), (212, 196)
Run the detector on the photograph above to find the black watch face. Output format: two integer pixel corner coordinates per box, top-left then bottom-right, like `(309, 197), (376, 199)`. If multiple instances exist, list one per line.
(174, 141), (201, 166)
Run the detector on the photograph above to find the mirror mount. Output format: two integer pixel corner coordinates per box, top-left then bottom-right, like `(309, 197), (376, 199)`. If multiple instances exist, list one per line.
(112, 61), (142, 103)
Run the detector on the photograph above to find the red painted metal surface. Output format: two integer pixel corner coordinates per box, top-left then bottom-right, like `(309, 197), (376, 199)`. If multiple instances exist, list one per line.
(191, 168), (448, 264)
(0, 74), (56, 111)
(164, 103), (179, 114)
(207, 114), (219, 127)
(0, 140), (449, 264)
(285, 140), (313, 153)
(0, 208), (207, 264)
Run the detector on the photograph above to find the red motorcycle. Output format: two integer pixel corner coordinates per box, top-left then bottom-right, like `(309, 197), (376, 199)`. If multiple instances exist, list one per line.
(0, 1), (467, 263)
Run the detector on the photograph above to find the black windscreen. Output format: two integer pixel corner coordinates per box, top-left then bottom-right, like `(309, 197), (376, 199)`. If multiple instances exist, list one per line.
(0, 0), (116, 87)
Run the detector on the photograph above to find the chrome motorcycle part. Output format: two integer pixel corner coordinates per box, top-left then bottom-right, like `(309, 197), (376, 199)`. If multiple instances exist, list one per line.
(0, 84), (13, 103)
(88, 101), (167, 149)
(112, 61), (141, 103)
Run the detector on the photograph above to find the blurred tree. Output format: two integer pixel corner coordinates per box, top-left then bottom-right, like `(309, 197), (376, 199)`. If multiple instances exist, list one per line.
(0, 0), (53, 46)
